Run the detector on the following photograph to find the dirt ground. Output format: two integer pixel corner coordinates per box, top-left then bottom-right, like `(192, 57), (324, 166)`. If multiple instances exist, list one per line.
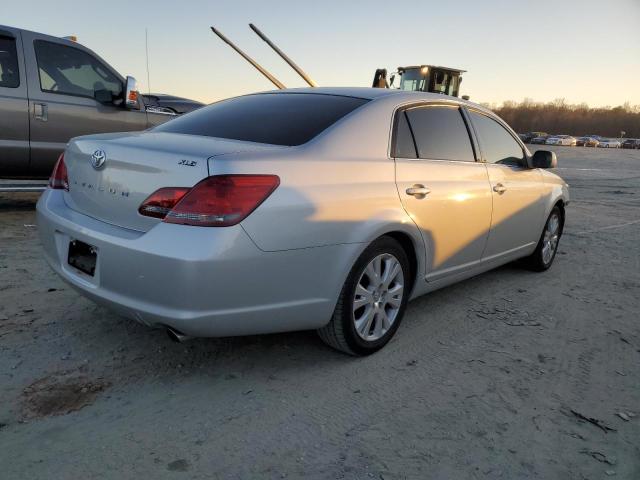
(0, 146), (639, 479)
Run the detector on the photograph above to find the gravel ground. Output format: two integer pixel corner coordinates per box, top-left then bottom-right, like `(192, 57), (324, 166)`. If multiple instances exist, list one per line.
(0, 146), (639, 479)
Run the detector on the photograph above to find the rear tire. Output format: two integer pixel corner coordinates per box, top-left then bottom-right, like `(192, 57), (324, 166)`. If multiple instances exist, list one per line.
(522, 206), (563, 271)
(317, 236), (411, 355)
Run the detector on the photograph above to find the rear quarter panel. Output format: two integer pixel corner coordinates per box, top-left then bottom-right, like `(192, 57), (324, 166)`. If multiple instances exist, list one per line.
(223, 149), (415, 251)
(209, 98), (422, 254)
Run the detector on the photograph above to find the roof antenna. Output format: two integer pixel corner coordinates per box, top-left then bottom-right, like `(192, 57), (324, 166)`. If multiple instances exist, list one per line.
(145, 28), (151, 95)
(249, 23), (317, 87)
(210, 26), (286, 90)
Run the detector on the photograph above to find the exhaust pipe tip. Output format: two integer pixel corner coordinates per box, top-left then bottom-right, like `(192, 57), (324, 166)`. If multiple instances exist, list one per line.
(166, 327), (191, 343)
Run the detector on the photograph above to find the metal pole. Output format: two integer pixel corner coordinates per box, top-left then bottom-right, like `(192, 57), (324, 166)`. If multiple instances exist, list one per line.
(145, 28), (151, 95)
(249, 23), (318, 87)
(210, 26), (286, 90)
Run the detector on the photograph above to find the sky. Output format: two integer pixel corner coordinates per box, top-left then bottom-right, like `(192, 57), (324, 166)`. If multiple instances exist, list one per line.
(3, 0), (640, 107)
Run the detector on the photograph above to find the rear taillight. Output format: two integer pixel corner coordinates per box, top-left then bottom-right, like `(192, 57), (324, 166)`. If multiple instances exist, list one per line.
(165, 175), (279, 227)
(49, 153), (69, 191)
(138, 187), (190, 219)
(139, 175), (279, 227)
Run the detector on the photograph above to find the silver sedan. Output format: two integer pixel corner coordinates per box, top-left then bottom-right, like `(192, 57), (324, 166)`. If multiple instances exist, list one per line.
(37, 88), (569, 355)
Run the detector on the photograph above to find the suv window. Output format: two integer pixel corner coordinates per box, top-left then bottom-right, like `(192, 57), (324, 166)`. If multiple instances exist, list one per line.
(34, 40), (122, 100)
(469, 111), (525, 166)
(392, 111), (417, 158)
(405, 105), (475, 161)
(0, 36), (20, 88)
(154, 93), (369, 146)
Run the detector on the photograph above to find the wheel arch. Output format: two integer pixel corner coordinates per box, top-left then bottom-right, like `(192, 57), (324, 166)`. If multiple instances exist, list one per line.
(553, 199), (566, 235)
(384, 230), (419, 295)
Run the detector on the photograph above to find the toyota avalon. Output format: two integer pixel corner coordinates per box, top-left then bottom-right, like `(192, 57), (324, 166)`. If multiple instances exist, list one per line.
(37, 88), (569, 355)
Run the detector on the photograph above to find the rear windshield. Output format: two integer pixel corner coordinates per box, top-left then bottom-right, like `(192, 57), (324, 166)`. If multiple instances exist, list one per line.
(154, 93), (369, 146)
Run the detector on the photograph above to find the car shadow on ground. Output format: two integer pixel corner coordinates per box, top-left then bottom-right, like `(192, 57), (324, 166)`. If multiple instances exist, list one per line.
(67, 255), (538, 388)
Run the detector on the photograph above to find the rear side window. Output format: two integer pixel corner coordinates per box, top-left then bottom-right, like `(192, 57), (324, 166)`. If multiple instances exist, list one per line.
(34, 40), (123, 99)
(405, 106), (475, 161)
(469, 111), (525, 166)
(154, 93), (369, 146)
(0, 36), (20, 88)
(392, 111), (417, 158)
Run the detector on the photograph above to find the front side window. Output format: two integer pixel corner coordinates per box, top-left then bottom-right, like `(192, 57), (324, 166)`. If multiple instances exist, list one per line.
(469, 111), (525, 166)
(0, 36), (20, 88)
(404, 105), (475, 161)
(154, 93), (369, 146)
(34, 40), (122, 100)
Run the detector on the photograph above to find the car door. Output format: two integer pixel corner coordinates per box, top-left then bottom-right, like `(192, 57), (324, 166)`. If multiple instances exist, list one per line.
(466, 109), (546, 261)
(394, 104), (493, 281)
(21, 31), (148, 177)
(0, 27), (29, 176)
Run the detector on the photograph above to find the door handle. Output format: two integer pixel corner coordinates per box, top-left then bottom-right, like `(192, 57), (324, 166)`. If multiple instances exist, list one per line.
(493, 183), (507, 194)
(34, 103), (48, 121)
(406, 184), (431, 199)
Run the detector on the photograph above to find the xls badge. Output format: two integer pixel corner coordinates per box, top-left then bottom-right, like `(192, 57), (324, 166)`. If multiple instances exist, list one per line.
(178, 159), (197, 167)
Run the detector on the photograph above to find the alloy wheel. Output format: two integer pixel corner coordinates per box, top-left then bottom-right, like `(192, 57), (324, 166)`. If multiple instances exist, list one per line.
(352, 253), (404, 341)
(541, 213), (560, 265)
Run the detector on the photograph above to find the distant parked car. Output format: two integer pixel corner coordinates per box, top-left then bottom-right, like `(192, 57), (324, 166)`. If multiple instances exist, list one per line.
(530, 135), (550, 145)
(521, 132), (548, 144)
(622, 139), (640, 149)
(598, 138), (621, 148)
(546, 135), (576, 146)
(576, 136), (599, 147)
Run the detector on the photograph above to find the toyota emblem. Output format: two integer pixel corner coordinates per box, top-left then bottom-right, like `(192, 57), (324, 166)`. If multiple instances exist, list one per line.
(91, 149), (106, 170)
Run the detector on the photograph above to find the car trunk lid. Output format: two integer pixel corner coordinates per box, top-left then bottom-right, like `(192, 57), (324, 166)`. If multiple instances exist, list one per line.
(63, 131), (279, 232)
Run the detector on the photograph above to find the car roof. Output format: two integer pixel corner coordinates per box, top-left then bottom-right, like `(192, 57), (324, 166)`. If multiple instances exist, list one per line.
(252, 87), (489, 111)
(269, 87), (401, 99)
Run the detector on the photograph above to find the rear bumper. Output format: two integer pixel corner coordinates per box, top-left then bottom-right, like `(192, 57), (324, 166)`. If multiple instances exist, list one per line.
(36, 189), (361, 337)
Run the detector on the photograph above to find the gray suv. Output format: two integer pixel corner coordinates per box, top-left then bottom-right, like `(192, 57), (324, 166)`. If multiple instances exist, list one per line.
(0, 25), (202, 178)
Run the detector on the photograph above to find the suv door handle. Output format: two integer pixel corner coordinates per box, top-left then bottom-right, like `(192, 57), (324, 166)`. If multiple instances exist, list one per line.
(493, 183), (507, 194)
(34, 103), (48, 121)
(406, 185), (431, 199)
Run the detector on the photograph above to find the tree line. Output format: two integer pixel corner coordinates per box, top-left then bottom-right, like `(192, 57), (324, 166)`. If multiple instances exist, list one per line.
(485, 99), (640, 138)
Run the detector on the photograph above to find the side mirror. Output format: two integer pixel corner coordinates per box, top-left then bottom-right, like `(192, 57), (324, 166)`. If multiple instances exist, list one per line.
(531, 150), (557, 169)
(124, 76), (140, 109)
(94, 88), (113, 104)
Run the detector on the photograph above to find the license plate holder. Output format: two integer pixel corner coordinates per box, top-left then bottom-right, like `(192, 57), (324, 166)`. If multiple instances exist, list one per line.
(68, 240), (97, 277)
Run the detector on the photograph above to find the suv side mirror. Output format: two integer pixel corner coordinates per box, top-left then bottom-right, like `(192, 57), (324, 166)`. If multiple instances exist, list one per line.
(531, 150), (557, 169)
(124, 76), (140, 109)
(94, 88), (113, 104)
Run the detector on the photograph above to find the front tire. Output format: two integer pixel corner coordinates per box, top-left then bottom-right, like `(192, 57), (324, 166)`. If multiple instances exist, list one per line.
(317, 236), (410, 355)
(523, 206), (563, 271)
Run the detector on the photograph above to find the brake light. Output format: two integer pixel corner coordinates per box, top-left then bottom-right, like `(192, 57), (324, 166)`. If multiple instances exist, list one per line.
(156, 175), (280, 227)
(49, 153), (69, 191)
(138, 187), (190, 218)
